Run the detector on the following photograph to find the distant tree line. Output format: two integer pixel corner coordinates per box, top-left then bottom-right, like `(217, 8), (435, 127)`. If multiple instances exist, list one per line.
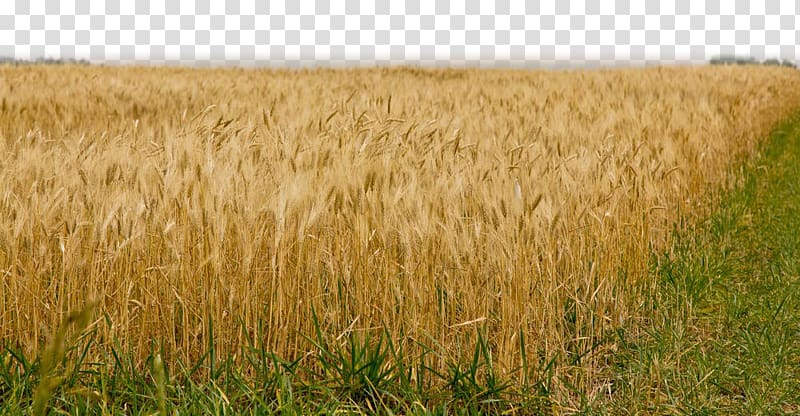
(1, 55), (796, 69)
(0, 56), (90, 66)
(710, 56), (797, 68)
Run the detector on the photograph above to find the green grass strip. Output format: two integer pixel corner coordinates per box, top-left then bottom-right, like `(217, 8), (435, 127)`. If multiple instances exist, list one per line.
(604, 113), (800, 414)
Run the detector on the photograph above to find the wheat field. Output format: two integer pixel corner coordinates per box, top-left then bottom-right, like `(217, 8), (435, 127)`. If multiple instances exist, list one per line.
(2, 64), (800, 400)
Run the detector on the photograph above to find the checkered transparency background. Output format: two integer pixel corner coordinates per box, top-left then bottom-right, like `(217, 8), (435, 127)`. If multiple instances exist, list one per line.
(1, 0), (799, 68)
